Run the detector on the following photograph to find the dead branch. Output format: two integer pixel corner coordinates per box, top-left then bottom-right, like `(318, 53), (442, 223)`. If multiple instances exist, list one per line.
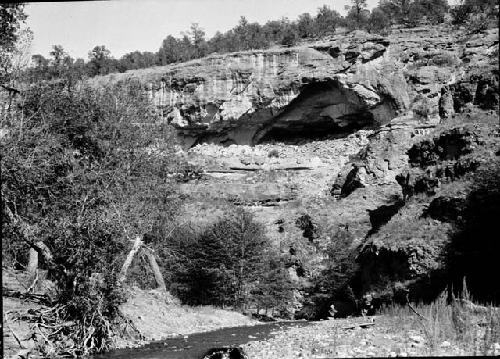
(407, 301), (427, 320)
(4, 209), (61, 274)
(27, 248), (39, 284)
(2, 289), (53, 306)
(25, 268), (39, 294)
(117, 235), (144, 285)
(12, 348), (33, 359)
(4, 313), (26, 348)
(143, 247), (166, 291)
(35, 323), (53, 350)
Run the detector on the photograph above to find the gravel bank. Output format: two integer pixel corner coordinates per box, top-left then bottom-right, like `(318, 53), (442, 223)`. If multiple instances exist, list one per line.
(242, 316), (498, 358)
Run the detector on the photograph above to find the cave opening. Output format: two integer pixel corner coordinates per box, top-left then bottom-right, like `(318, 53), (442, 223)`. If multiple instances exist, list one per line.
(252, 79), (380, 145)
(257, 113), (373, 145)
(182, 78), (396, 148)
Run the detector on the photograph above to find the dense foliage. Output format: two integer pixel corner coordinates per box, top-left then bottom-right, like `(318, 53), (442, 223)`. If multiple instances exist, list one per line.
(158, 209), (294, 315)
(1, 77), (181, 353)
(297, 228), (359, 319)
(0, 3), (27, 84)
(450, 0), (499, 33)
(22, 0), (500, 82)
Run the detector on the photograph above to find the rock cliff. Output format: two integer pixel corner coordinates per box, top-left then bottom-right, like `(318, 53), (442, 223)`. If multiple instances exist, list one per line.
(93, 25), (499, 317)
(94, 26), (497, 150)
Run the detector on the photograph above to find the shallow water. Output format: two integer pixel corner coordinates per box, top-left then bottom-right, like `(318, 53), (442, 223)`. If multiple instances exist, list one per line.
(90, 320), (312, 359)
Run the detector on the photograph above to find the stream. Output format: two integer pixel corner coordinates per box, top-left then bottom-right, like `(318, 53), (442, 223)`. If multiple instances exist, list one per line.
(90, 321), (313, 359)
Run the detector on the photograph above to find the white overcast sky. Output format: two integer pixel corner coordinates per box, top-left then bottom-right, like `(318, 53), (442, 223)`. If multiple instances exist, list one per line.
(25, 0), (382, 60)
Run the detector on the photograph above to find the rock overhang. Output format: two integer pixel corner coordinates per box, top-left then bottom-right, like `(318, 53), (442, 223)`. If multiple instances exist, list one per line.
(89, 27), (498, 148)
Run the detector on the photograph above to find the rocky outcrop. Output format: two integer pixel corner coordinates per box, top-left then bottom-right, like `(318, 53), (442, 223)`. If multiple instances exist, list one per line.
(332, 121), (432, 197)
(353, 119), (500, 306)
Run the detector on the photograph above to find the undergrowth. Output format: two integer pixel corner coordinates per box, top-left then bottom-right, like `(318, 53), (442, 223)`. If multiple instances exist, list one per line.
(379, 280), (500, 355)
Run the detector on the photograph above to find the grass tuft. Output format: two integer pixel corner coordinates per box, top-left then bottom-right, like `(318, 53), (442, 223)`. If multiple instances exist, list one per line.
(379, 279), (500, 355)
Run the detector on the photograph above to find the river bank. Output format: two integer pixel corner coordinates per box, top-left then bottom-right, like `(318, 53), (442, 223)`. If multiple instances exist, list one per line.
(243, 308), (500, 358)
(113, 286), (258, 349)
(5, 269), (500, 359)
(2, 270), (258, 359)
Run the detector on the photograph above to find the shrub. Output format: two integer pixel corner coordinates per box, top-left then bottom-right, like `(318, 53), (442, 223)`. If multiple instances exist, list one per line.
(429, 52), (458, 67)
(268, 148), (280, 158)
(280, 27), (299, 47)
(451, 0), (498, 29)
(413, 95), (435, 121)
(368, 8), (390, 34)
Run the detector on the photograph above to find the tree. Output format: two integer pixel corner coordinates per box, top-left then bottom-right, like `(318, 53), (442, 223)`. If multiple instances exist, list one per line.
(176, 209), (271, 309)
(189, 23), (207, 58)
(4, 28), (32, 84)
(158, 35), (181, 65)
(49, 44), (66, 67)
(346, 0), (370, 30)
(234, 16), (258, 50)
(179, 34), (194, 62)
(263, 19), (285, 43)
(0, 4), (27, 50)
(2, 78), (181, 354)
(368, 7), (391, 34)
(120, 51), (157, 70)
(417, 0), (449, 24)
(207, 31), (228, 53)
(297, 13), (315, 38)
(48, 44), (71, 77)
(314, 5), (341, 36)
(451, 0), (498, 29)
(280, 24), (299, 47)
(378, 0), (412, 24)
(252, 254), (294, 317)
(87, 45), (112, 76)
(0, 4), (27, 84)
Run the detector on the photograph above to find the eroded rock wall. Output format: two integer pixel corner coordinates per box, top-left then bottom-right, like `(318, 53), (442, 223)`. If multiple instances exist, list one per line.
(92, 26), (497, 149)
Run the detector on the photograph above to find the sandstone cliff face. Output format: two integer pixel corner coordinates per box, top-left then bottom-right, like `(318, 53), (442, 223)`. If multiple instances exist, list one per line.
(149, 44), (403, 148)
(93, 26), (497, 150)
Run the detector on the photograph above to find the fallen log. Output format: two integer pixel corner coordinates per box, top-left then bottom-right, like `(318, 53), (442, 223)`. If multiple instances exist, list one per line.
(117, 236), (144, 285)
(341, 322), (375, 330)
(117, 236), (167, 292)
(2, 289), (53, 305)
(144, 248), (166, 291)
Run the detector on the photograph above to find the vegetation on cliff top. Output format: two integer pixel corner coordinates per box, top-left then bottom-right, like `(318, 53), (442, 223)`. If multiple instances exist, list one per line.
(12, 0), (498, 84)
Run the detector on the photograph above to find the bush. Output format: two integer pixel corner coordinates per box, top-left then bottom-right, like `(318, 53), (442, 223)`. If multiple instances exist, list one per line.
(451, 0), (498, 29)
(429, 52), (458, 67)
(280, 27), (299, 47)
(268, 149), (280, 158)
(368, 8), (390, 34)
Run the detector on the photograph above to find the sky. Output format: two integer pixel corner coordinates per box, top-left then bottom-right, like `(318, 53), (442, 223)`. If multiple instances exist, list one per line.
(24, 0), (380, 60)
